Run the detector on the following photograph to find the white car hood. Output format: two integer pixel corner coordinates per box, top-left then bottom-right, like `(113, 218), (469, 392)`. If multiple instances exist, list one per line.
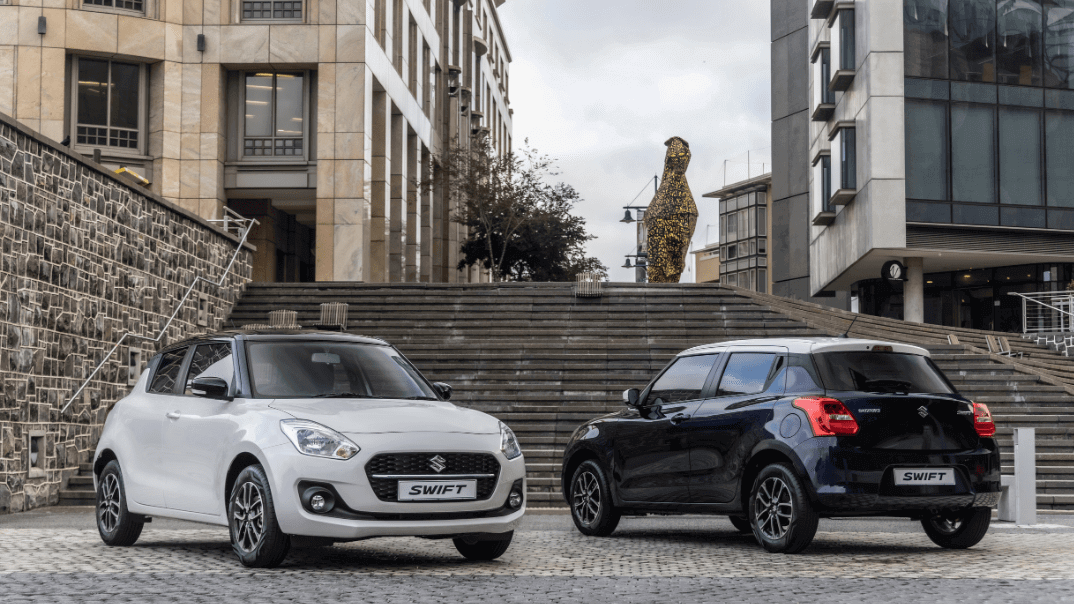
(268, 398), (501, 435)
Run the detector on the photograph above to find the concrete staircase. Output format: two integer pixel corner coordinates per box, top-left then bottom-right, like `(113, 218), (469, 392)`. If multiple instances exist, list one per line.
(58, 464), (95, 506)
(229, 282), (1074, 511)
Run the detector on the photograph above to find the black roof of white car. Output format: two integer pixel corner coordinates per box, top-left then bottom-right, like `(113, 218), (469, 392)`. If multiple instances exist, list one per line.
(166, 329), (390, 350)
(679, 337), (929, 357)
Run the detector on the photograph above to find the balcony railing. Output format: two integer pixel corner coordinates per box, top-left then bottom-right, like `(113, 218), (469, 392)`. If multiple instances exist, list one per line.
(1008, 290), (1074, 334)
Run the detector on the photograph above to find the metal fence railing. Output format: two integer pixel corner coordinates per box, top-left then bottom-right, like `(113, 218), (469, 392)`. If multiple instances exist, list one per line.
(1008, 290), (1074, 334)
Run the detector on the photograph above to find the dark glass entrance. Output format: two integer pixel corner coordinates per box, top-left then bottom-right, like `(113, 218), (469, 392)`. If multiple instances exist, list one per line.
(854, 263), (1073, 333)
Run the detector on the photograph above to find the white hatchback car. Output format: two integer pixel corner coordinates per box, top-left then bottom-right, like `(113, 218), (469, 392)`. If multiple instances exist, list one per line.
(92, 330), (526, 567)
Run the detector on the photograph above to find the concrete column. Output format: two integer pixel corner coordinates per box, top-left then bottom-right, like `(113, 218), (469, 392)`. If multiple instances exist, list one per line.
(432, 172), (447, 282)
(370, 89), (390, 282)
(420, 146), (433, 283)
(905, 257), (924, 323)
(389, 111), (406, 282)
(405, 131), (420, 282)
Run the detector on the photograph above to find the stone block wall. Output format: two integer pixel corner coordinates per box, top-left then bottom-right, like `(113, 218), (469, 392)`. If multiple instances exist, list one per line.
(0, 112), (252, 514)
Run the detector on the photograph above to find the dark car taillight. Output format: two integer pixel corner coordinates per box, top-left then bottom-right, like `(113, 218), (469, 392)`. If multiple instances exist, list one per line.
(793, 397), (860, 436)
(972, 402), (996, 437)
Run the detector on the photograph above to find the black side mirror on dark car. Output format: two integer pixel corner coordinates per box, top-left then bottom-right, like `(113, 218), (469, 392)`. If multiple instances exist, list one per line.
(623, 388), (641, 407)
(433, 382), (453, 401)
(190, 377), (232, 400)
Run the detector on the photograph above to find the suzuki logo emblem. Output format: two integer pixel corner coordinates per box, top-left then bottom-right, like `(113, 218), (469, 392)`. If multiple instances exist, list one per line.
(918, 406), (929, 418)
(429, 455), (447, 473)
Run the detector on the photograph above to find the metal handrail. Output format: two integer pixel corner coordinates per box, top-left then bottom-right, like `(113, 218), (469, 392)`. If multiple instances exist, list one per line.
(1007, 291), (1074, 335)
(61, 210), (258, 413)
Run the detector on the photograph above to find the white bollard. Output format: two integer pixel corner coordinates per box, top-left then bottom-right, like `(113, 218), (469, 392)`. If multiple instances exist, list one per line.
(998, 428), (1037, 524)
(1014, 427), (1037, 525)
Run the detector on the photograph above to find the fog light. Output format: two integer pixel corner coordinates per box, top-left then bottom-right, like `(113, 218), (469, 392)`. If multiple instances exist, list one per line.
(508, 489), (523, 509)
(301, 486), (335, 514)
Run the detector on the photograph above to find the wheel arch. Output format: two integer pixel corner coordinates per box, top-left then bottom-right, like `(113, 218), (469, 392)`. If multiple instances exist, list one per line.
(740, 441), (815, 512)
(561, 446), (602, 504)
(94, 448), (118, 479)
(224, 451), (266, 505)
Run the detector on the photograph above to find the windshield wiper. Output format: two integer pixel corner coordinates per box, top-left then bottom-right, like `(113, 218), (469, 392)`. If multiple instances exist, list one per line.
(399, 396), (439, 401)
(312, 392), (372, 398)
(860, 379), (914, 394)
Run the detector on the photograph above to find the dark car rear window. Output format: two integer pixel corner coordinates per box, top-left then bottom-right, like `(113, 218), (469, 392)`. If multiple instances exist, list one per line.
(813, 351), (955, 394)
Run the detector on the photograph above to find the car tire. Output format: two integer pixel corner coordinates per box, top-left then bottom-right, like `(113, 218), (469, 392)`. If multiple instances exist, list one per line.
(921, 507), (991, 549)
(228, 464), (290, 568)
(453, 531), (514, 561)
(96, 460), (145, 547)
(748, 463), (819, 554)
(569, 460), (622, 537)
(728, 515), (752, 534)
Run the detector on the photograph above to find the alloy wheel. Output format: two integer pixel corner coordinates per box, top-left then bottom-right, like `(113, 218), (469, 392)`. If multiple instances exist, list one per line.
(572, 470), (601, 526)
(753, 476), (794, 540)
(98, 474), (121, 533)
(232, 482), (265, 554)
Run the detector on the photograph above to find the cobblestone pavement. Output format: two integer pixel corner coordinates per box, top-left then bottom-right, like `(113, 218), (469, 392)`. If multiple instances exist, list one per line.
(2, 511), (1074, 603)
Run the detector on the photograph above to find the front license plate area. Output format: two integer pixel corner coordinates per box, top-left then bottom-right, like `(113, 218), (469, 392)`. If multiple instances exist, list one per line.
(397, 480), (478, 501)
(893, 468), (956, 486)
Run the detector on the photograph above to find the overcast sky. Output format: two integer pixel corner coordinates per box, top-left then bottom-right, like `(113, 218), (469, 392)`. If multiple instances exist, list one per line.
(497, 0), (772, 282)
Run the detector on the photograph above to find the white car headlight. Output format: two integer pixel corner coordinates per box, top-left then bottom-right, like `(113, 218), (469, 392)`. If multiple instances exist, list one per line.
(280, 419), (360, 460)
(500, 422), (522, 460)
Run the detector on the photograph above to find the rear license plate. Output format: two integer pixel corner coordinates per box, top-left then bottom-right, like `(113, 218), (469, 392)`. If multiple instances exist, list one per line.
(894, 468), (956, 486)
(397, 480), (478, 501)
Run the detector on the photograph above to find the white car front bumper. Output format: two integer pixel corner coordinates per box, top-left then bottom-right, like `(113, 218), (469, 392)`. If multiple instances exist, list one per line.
(263, 432), (526, 540)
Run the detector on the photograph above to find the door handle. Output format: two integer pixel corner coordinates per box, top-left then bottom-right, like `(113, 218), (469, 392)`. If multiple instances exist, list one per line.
(166, 411), (181, 420)
(670, 414), (690, 425)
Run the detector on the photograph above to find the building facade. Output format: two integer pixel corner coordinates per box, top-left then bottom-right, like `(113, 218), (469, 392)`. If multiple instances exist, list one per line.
(704, 173), (773, 293)
(0, 0), (512, 284)
(773, 0), (1074, 330)
(690, 242), (720, 284)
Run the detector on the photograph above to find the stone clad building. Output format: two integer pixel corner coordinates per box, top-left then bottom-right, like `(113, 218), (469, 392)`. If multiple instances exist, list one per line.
(0, 112), (252, 513)
(0, 0), (513, 283)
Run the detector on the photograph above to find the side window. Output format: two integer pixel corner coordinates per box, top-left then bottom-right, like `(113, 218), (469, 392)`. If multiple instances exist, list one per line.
(785, 355), (824, 395)
(184, 343), (235, 395)
(148, 348), (187, 394)
(646, 354), (719, 405)
(717, 353), (779, 396)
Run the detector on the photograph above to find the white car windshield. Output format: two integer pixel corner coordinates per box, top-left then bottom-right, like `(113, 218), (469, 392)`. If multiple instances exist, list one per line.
(246, 341), (439, 400)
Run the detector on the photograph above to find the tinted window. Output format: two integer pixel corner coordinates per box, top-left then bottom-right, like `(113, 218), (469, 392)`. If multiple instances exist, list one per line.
(1000, 106), (1043, 206)
(904, 0), (949, 79)
(646, 354), (719, 405)
(906, 100), (949, 200)
(784, 355), (825, 395)
(950, 0), (997, 82)
(246, 342), (438, 400)
(717, 353), (779, 396)
(184, 343), (234, 395)
(813, 352), (955, 394)
(148, 348), (187, 394)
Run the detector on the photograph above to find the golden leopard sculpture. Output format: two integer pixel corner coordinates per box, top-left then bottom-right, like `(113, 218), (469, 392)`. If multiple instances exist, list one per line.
(644, 137), (698, 283)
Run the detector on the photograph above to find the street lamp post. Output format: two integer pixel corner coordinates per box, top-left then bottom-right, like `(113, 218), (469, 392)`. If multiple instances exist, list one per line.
(620, 176), (658, 283)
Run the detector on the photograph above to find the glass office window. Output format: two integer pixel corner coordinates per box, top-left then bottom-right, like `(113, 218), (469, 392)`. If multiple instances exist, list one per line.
(906, 100), (949, 200)
(820, 48), (835, 104)
(905, 0), (950, 79)
(821, 155), (832, 211)
(998, 0), (1044, 86)
(951, 0), (998, 81)
(1045, 0), (1074, 88)
(1046, 110), (1074, 205)
(952, 104), (997, 203)
(243, 72), (305, 157)
(999, 106), (1043, 205)
(840, 128), (856, 190)
(837, 10), (856, 70)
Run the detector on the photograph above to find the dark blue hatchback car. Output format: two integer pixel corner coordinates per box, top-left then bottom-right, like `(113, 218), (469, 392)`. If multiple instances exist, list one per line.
(560, 338), (1002, 553)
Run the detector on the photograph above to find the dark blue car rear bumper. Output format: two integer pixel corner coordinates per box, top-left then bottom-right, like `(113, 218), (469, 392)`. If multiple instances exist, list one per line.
(794, 436), (1003, 514)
